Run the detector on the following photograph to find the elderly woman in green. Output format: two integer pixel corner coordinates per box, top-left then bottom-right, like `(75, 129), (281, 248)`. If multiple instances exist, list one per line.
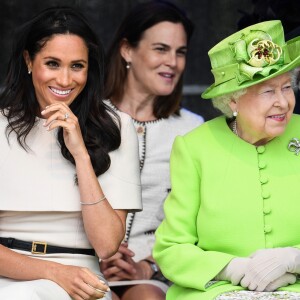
(153, 20), (300, 300)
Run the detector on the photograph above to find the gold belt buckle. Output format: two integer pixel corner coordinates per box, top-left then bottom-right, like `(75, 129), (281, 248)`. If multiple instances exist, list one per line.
(31, 241), (47, 254)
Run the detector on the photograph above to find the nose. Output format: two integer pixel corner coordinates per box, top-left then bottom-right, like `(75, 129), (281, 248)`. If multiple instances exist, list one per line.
(165, 52), (177, 68)
(275, 90), (290, 109)
(56, 68), (72, 87)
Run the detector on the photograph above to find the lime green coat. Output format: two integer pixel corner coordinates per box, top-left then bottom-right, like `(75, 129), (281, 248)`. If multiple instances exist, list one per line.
(153, 115), (300, 300)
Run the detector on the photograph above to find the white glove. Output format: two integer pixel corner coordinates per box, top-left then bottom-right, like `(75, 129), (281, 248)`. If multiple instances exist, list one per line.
(215, 257), (251, 285)
(264, 273), (297, 292)
(240, 247), (300, 292)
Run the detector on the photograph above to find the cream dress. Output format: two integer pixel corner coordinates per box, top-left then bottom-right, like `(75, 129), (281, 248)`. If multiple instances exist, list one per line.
(0, 110), (142, 300)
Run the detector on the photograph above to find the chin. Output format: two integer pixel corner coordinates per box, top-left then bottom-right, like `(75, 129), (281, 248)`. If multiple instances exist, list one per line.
(268, 129), (286, 139)
(157, 88), (175, 96)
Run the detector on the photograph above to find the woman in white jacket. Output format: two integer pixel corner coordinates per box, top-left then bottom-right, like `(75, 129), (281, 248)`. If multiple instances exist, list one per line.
(0, 7), (141, 300)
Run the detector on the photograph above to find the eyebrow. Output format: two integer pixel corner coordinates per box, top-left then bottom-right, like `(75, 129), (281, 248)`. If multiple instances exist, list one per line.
(43, 56), (88, 64)
(152, 42), (188, 50)
(262, 80), (292, 88)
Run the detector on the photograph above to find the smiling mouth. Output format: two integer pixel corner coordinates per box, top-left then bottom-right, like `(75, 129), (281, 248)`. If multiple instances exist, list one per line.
(268, 114), (285, 121)
(50, 87), (73, 96)
(159, 72), (175, 79)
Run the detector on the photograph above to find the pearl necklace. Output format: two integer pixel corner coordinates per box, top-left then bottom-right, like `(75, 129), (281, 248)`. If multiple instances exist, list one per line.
(232, 119), (239, 137)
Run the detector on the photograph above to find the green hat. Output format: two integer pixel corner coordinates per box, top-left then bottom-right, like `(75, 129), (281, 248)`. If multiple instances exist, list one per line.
(202, 20), (300, 99)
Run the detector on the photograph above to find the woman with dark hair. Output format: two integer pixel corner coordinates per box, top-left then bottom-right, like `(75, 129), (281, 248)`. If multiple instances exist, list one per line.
(100, 1), (203, 299)
(0, 7), (141, 300)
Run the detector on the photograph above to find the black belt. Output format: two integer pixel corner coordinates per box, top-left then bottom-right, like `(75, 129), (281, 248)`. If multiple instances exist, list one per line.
(0, 237), (95, 256)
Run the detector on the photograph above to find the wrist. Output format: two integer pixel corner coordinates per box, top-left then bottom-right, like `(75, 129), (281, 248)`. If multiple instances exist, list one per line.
(74, 150), (90, 162)
(289, 247), (300, 273)
(141, 259), (159, 279)
(44, 261), (60, 282)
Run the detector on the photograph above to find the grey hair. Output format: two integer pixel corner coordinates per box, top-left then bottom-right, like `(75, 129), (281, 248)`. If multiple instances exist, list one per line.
(291, 68), (299, 90)
(212, 89), (247, 117)
(212, 69), (299, 118)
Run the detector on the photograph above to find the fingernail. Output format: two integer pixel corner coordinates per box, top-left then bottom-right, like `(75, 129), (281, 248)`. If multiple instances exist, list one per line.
(43, 121), (47, 126)
(41, 110), (45, 115)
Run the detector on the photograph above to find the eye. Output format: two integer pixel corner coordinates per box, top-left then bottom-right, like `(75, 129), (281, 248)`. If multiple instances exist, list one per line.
(262, 89), (273, 94)
(260, 87), (277, 94)
(45, 60), (59, 68)
(282, 85), (292, 91)
(154, 46), (167, 53)
(177, 49), (187, 57)
(71, 63), (85, 70)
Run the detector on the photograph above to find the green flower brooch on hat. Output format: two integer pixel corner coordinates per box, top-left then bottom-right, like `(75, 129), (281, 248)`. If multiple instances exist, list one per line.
(202, 20), (300, 99)
(232, 30), (283, 84)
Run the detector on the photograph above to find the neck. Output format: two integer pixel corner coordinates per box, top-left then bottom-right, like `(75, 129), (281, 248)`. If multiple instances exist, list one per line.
(112, 88), (157, 122)
(230, 119), (272, 146)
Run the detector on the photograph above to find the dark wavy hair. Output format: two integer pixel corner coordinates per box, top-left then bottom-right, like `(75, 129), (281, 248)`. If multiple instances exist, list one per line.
(104, 0), (194, 118)
(0, 7), (121, 181)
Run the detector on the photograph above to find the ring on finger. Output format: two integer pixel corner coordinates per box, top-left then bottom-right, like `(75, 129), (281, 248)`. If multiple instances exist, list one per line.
(87, 284), (107, 294)
(95, 288), (107, 293)
(64, 113), (69, 121)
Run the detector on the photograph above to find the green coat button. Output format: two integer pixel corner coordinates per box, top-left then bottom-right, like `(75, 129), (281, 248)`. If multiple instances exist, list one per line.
(258, 161), (267, 169)
(264, 225), (272, 233)
(257, 146), (266, 154)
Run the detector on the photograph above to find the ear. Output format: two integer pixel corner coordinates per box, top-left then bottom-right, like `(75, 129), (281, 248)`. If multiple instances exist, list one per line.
(229, 98), (238, 114)
(120, 39), (132, 63)
(23, 50), (32, 71)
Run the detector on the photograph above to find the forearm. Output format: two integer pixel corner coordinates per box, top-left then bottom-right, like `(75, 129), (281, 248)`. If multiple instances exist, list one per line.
(155, 217), (234, 288)
(75, 152), (125, 259)
(154, 231), (234, 290)
(0, 244), (59, 282)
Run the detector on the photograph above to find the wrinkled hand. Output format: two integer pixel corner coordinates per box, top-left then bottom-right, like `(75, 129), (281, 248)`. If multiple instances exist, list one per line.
(101, 243), (152, 281)
(52, 264), (110, 300)
(215, 257), (251, 285)
(41, 103), (87, 158)
(240, 247), (300, 291)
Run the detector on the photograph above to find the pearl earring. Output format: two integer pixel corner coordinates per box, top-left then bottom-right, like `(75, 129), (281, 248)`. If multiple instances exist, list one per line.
(126, 62), (131, 69)
(28, 70), (31, 74)
(233, 111), (238, 117)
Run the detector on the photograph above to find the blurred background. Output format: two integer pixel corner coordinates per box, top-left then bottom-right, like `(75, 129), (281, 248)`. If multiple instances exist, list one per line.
(0, 0), (299, 120)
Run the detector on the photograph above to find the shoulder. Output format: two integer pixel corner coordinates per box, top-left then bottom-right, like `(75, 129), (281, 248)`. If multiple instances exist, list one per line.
(172, 108), (204, 126)
(179, 108), (204, 123)
(162, 108), (204, 135)
(175, 116), (234, 155)
(279, 114), (300, 144)
(183, 115), (225, 140)
(289, 113), (300, 126)
(0, 111), (9, 134)
(115, 109), (132, 129)
(283, 114), (300, 137)
(0, 110), (7, 123)
(103, 99), (133, 128)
